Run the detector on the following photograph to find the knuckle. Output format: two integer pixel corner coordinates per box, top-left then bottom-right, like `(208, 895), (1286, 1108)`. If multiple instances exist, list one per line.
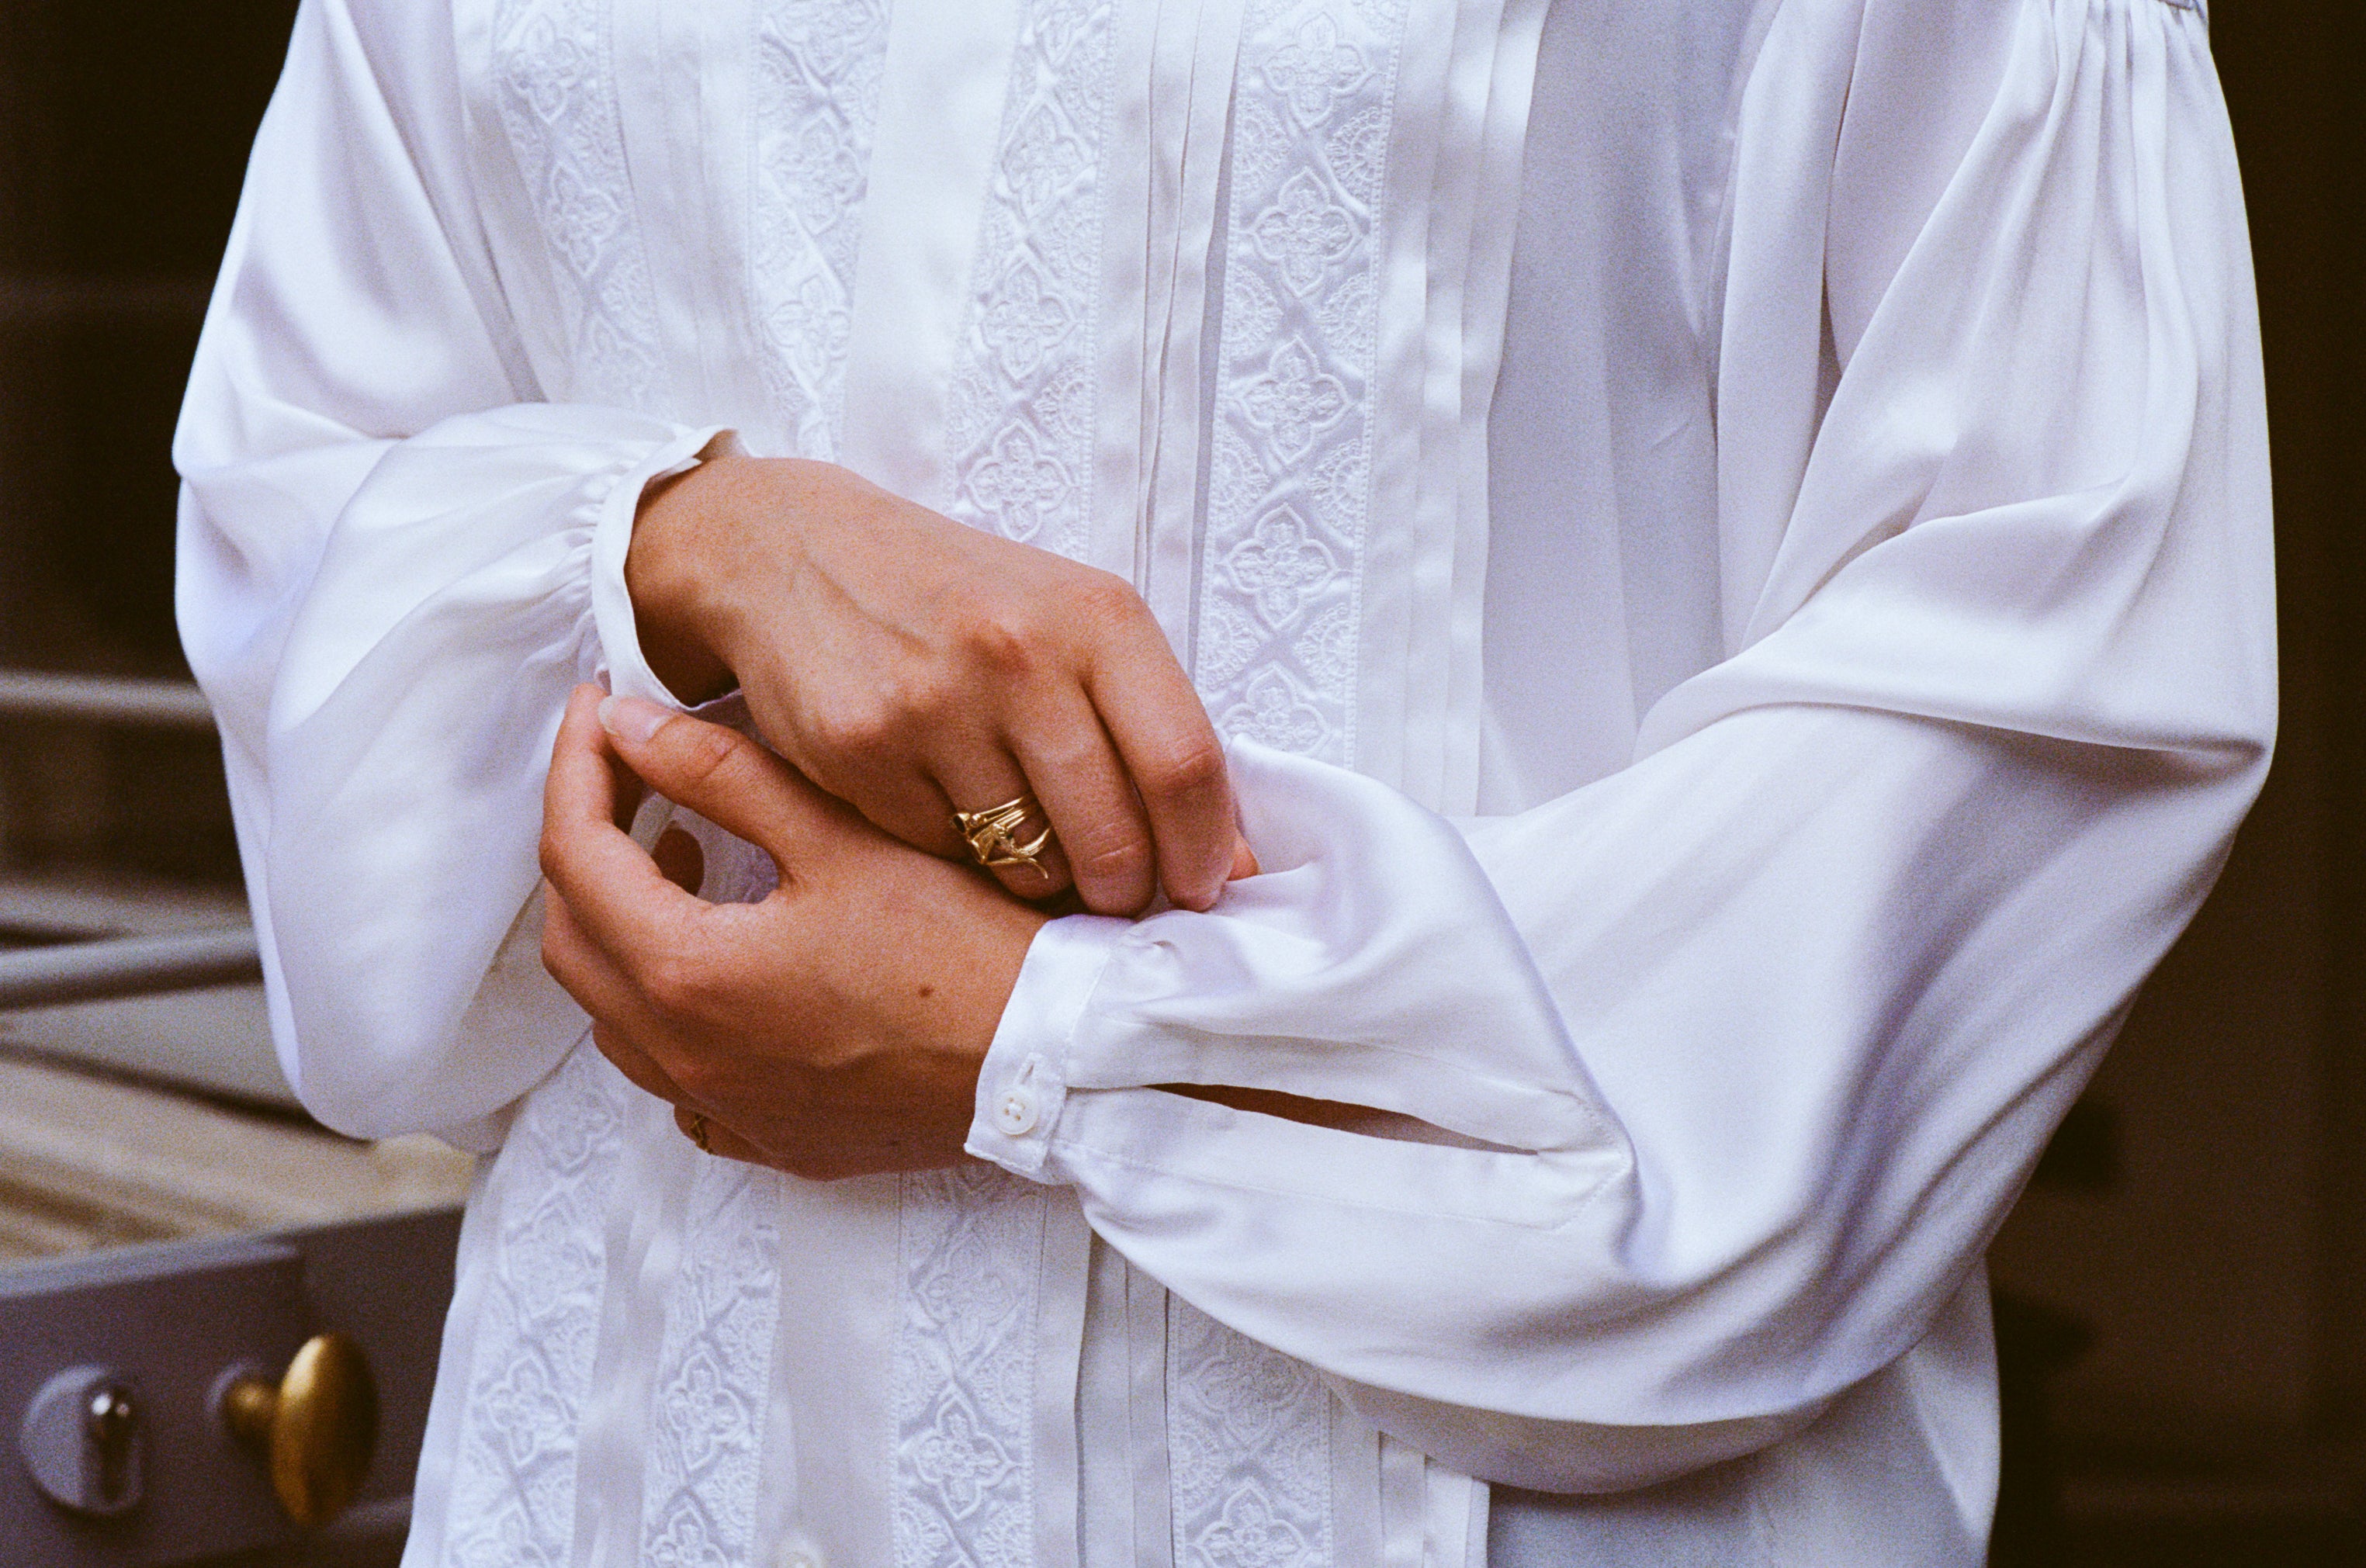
(670, 722), (743, 794)
(639, 948), (714, 1018)
(960, 606), (1047, 677)
(1072, 570), (1146, 628)
(1071, 832), (1152, 884)
(806, 694), (895, 757)
(886, 665), (958, 725)
(1143, 736), (1228, 801)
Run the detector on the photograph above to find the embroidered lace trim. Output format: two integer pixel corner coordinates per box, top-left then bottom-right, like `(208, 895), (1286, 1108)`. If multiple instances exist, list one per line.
(624, 816), (788, 1565)
(751, 0), (893, 459)
(441, 1044), (629, 1567)
(1169, 1298), (1335, 1568)
(490, 0), (666, 409)
(1162, 9), (1414, 1558)
(893, 1166), (1051, 1568)
(637, 1158), (788, 1565)
(1195, 0), (1407, 767)
(942, 0), (1118, 565)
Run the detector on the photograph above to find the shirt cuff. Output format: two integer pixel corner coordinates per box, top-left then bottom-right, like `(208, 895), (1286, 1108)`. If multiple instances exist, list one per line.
(965, 912), (1128, 1179)
(590, 424), (735, 708)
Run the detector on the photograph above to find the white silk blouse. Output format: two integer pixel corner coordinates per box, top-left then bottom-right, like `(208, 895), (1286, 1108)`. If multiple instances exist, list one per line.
(174, 0), (2269, 1563)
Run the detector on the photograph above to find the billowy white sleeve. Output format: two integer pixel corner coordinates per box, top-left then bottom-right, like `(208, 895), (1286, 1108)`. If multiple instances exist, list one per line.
(174, 0), (715, 1141)
(965, 0), (2271, 1489)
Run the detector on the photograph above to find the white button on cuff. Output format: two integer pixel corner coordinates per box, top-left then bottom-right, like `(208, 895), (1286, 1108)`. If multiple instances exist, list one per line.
(993, 1085), (1041, 1137)
(773, 1539), (824, 1568)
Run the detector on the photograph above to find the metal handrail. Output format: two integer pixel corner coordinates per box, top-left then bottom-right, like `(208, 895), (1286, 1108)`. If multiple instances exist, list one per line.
(0, 928), (262, 1009)
(0, 670), (215, 729)
(0, 672), (250, 1005)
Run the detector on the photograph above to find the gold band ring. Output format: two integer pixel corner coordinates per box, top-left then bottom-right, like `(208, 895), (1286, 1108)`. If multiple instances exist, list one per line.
(684, 1109), (713, 1154)
(953, 793), (1055, 876)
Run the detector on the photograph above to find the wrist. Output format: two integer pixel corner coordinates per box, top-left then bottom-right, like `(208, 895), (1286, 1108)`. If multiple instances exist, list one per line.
(626, 449), (753, 704)
(963, 912), (1124, 1179)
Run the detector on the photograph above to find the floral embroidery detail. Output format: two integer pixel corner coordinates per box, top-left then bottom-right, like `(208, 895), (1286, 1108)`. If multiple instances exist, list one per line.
(1006, 105), (1093, 218)
(894, 1165), (1048, 1568)
(490, 0), (663, 407)
(443, 1044), (629, 1567)
(1170, 1299), (1332, 1568)
(1228, 508), (1338, 625)
(1322, 106), (1391, 206)
(752, 0), (892, 457)
(782, 119), (868, 232)
(1196, 0), (1403, 770)
(1252, 171), (1358, 295)
(638, 1159), (785, 1566)
(1314, 272), (1376, 362)
(1200, 599), (1266, 686)
(1231, 99), (1295, 193)
(1228, 269), (1288, 355)
(1200, 1490), (1314, 1568)
(1263, 15), (1369, 125)
(910, 1404), (1017, 1515)
(964, 423), (1076, 545)
(1035, 362), (1096, 445)
(944, 0), (1116, 566)
(1305, 444), (1369, 535)
(774, 272), (856, 381)
(1292, 604), (1357, 697)
(982, 262), (1079, 381)
(1209, 427), (1273, 522)
(1221, 670), (1328, 753)
(1241, 339), (1349, 465)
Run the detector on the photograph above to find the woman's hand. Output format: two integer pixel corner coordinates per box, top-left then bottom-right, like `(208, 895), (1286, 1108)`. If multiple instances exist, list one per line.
(539, 686), (1048, 1179)
(628, 450), (1239, 915)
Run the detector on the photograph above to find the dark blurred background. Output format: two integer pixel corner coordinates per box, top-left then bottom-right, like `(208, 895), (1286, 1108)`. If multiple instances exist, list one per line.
(0, 0), (287, 887)
(0, 2), (2356, 1564)
(1971, 3), (2366, 1563)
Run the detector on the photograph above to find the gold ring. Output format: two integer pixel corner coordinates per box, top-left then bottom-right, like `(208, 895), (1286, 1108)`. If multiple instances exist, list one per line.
(953, 793), (1055, 875)
(684, 1110), (712, 1154)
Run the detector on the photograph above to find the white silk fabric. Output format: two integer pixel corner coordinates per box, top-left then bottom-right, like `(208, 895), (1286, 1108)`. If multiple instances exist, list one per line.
(174, 0), (2268, 1563)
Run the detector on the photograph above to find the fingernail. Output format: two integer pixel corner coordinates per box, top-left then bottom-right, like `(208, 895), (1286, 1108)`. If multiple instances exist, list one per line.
(598, 694), (674, 744)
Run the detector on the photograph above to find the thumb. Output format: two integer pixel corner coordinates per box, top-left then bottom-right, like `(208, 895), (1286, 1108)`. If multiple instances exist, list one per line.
(597, 694), (840, 871)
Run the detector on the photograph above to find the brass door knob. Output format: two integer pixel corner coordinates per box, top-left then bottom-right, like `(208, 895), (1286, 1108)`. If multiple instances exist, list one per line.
(218, 1333), (379, 1528)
